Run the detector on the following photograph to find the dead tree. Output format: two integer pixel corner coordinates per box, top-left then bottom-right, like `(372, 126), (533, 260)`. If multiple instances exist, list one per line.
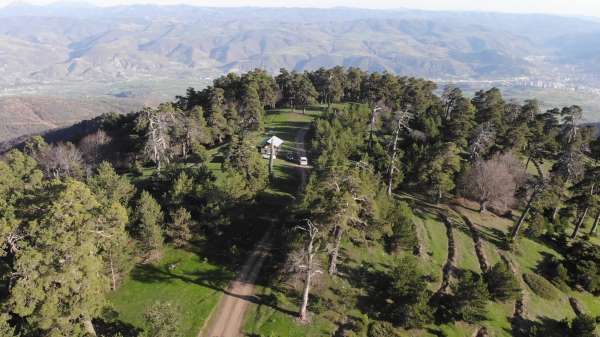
(35, 142), (84, 178)
(386, 110), (412, 196)
(468, 122), (496, 161)
(590, 211), (600, 235)
(367, 106), (382, 152)
(571, 183), (595, 239)
(294, 219), (323, 322)
(460, 153), (520, 213)
(142, 107), (174, 170)
(511, 158), (546, 240)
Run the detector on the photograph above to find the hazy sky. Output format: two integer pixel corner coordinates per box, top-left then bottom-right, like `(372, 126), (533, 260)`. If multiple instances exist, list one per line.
(2, 0), (600, 17)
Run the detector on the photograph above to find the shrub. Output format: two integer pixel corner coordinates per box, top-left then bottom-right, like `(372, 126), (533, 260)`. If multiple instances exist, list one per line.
(523, 272), (560, 300)
(345, 314), (369, 337)
(368, 321), (402, 337)
(308, 295), (331, 315)
(143, 301), (181, 337)
(485, 261), (520, 301)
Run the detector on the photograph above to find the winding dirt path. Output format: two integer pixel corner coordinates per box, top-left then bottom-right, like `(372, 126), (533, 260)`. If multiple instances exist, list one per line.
(200, 120), (310, 337)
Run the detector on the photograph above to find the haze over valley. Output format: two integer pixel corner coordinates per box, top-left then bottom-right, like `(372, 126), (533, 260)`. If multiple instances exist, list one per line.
(1, 2), (600, 141)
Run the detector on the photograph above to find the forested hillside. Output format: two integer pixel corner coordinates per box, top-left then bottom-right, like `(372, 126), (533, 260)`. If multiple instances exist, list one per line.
(1, 67), (599, 337)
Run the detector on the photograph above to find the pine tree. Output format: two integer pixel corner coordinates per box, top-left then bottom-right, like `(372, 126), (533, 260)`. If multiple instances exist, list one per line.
(206, 88), (229, 144)
(569, 314), (598, 337)
(222, 136), (268, 198)
(167, 207), (193, 248)
(292, 72), (318, 114)
(9, 180), (106, 336)
(473, 87), (506, 131)
(484, 261), (521, 301)
(452, 271), (490, 322)
(386, 255), (433, 328)
(88, 161), (135, 206)
(419, 143), (462, 203)
(135, 191), (164, 255)
(241, 81), (264, 131)
(96, 202), (133, 291)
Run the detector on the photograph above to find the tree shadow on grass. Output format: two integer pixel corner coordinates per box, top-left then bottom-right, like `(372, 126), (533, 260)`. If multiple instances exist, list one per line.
(94, 309), (141, 337)
(131, 262), (296, 317)
(478, 226), (508, 249)
(508, 315), (567, 337)
(425, 328), (447, 337)
(336, 261), (388, 319)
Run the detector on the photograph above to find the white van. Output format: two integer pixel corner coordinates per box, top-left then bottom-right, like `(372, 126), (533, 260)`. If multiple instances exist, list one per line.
(299, 156), (308, 166)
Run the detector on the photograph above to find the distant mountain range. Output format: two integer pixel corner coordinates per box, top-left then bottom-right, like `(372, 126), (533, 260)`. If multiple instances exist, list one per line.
(1, 3), (600, 141)
(3, 4), (600, 81)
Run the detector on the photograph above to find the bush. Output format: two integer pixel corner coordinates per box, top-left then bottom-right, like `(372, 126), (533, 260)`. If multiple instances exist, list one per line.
(485, 262), (520, 301)
(368, 321), (402, 337)
(308, 295), (331, 315)
(523, 272), (560, 300)
(345, 314), (369, 337)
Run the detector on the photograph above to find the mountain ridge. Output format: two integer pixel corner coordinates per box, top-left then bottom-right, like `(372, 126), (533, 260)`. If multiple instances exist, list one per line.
(2, 4), (600, 141)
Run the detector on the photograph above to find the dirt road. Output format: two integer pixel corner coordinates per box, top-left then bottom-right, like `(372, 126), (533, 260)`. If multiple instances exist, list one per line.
(295, 124), (309, 190)
(200, 122), (310, 337)
(200, 231), (271, 337)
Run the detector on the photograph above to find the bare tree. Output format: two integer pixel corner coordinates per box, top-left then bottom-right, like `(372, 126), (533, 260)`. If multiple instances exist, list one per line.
(468, 122), (496, 161)
(460, 153), (522, 213)
(35, 142), (84, 178)
(386, 110), (412, 196)
(290, 220), (323, 322)
(79, 129), (111, 169)
(140, 105), (176, 170)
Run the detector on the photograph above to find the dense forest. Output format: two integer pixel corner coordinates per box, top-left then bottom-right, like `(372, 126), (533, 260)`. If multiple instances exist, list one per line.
(1, 67), (599, 337)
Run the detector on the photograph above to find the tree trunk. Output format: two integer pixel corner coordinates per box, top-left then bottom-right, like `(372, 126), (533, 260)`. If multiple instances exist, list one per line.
(530, 158), (545, 180)
(368, 108), (376, 152)
(302, 107), (306, 115)
(511, 191), (536, 240)
(552, 206), (559, 222)
(109, 249), (117, 291)
(83, 317), (97, 336)
(329, 227), (344, 275)
(480, 200), (488, 213)
(571, 206), (589, 239)
(590, 211), (600, 235)
(387, 122), (401, 196)
(299, 236), (314, 322)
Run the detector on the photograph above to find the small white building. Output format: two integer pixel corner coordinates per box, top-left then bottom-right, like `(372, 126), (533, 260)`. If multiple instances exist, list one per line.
(259, 136), (284, 158)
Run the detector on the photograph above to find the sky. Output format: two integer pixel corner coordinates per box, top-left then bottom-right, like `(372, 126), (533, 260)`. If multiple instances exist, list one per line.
(1, 0), (600, 17)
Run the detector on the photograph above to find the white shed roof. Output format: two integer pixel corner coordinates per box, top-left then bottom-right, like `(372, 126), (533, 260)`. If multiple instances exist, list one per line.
(265, 136), (284, 147)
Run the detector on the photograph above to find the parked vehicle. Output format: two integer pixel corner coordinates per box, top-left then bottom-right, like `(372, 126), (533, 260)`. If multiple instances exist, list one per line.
(299, 156), (308, 166)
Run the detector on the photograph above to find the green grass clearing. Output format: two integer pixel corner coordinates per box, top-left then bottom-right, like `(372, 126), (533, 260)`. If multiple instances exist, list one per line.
(109, 246), (234, 337)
